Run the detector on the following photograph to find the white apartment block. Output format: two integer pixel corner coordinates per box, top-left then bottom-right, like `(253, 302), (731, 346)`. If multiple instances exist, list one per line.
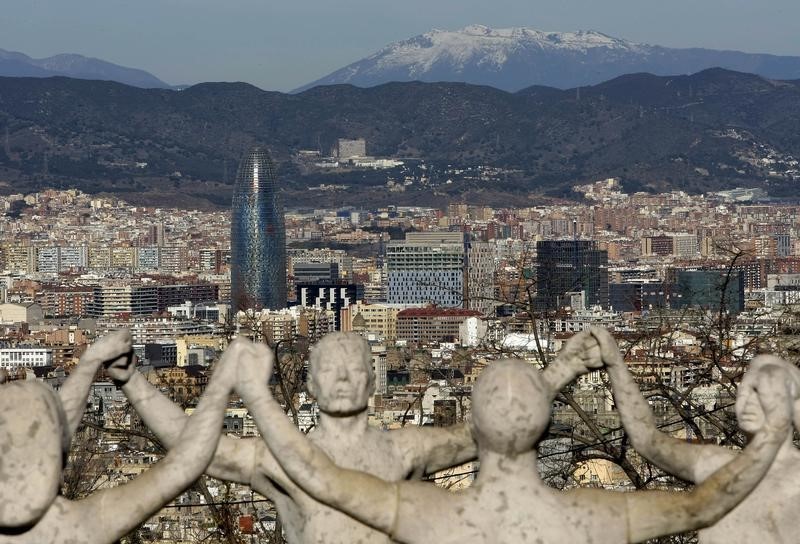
(60, 246), (88, 270)
(89, 283), (158, 317)
(0, 348), (53, 369)
(33, 246), (89, 274)
(672, 234), (699, 257)
(136, 246), (160, 271)
(36, 246), (60, 274)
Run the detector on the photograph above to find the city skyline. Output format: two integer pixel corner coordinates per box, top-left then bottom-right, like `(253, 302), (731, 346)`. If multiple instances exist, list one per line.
(1, 182), (797, 540)
(2, 2), (799, 539)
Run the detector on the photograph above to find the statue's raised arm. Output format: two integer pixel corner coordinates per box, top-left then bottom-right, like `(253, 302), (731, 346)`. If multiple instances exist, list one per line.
(243, 346), (792, 544)
(58, 329), (134, 439)
(0, 334), (238, 544)
(589, 327), (728, 482)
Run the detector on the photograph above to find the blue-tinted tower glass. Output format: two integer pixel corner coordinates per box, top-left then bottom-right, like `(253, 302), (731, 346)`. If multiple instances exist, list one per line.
(231, 147), (287, 311)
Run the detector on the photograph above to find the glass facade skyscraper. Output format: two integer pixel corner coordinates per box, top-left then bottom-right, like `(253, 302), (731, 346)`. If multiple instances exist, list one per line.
(230, 146), (287, 312)
(534, 240), (609, 311)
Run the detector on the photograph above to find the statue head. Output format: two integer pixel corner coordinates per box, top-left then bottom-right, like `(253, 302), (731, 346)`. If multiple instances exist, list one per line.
(470, 359), (552, 455)
(0, 381), (70, 529)
(736, 354), (800, 435)
(308, 333), (375, 416)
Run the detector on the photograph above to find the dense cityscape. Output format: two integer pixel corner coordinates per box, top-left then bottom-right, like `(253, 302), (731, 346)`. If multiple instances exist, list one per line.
(1, 142), (799, 541)
(3, 2), (800, 542)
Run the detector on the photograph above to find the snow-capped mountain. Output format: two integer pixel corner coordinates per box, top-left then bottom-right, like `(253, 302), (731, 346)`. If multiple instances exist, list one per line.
(295, 25), (800, 92)
(0, 48), (170, 88)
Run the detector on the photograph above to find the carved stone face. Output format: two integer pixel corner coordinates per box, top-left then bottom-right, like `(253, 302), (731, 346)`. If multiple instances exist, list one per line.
(0, 382), (65, 529)
(309, 333), (374, 416)
(736, 371), (767, 434)
(736, 355), (799, 435)
(471, 359), (551, 455)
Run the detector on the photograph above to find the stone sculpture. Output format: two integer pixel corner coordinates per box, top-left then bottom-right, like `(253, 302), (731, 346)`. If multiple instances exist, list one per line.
(107, 332), (480, 544)
(592, 327), (800, 543)
(238, 336), (792, 543)
(0, 330), (237, 544)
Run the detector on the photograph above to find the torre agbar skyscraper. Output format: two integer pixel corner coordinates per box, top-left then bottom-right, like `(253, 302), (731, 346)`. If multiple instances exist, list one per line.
(231, 146), (287, 312)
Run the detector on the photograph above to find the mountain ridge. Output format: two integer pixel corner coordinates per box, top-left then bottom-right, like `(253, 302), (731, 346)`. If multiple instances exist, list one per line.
(0, 68), (798, 207)
(0, 47), (171, 88)
(295, 25), (800, 92)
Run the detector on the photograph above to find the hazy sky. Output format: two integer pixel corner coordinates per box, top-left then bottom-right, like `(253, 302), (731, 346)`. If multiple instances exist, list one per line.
(3, 0), (799, 91)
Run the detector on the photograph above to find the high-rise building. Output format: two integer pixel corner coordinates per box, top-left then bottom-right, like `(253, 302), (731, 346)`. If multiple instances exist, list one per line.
(535, 240), (609, 311)
(386, 232), (494, 314)
(296, 282), (364, 330)
(149, 223), (166, 246)
(672, 269), (744, 314)
(231, 147), (287, 312)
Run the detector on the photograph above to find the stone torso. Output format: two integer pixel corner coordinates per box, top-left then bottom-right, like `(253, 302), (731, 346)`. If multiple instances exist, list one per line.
(0, 497), (88, 544)
(254, 427), (417, 544)
(397, 482), (628, 544)
(698, 451), (800, 544)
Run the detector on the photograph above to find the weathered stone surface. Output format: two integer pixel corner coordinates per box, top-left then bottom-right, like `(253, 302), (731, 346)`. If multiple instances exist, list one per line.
(0, 330), (234, 543)
(115, 331), (478, 544)
(245, 330), (792, 543)
(594, 328), (800, 544)
(3, 327), (796, 543)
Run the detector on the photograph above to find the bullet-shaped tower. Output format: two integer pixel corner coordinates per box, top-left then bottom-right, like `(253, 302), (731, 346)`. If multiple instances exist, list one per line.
(230, 146), (286, 312)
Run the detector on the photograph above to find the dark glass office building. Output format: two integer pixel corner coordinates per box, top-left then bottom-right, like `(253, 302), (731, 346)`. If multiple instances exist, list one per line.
(672, 269), (744, 314)
(231, 147), (287, 312)
(535, 240), (609, 311)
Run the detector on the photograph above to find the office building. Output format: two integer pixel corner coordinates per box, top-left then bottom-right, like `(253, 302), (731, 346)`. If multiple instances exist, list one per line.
(296, 282), (364, 330)
(294, 262), (340, 283)
(230, 146), (287, 312)
(672, 269), (745, 314)
(387, 232), (493, 314)
(535, 240), (609, 311)
(641, 235), (673, 257)
(0, 348), (53, 370)
(609, 281), (668, 313)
